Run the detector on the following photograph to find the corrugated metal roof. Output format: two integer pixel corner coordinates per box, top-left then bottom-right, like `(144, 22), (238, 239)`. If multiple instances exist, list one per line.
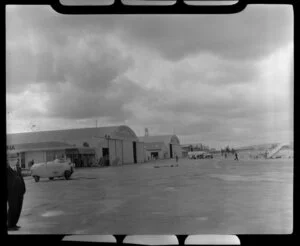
(9, 141), (73, 150)
(7, 125), (138, 145)
(7, 146), (96, 155)
(65, 147), (96, 155)
(7, 146), (72, 154)
(139, 135), (180, 145)
(181, 144), (191, 148)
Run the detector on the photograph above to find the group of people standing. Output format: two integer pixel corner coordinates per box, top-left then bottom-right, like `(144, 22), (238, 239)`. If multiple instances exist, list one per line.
(7, 160), (26, 231)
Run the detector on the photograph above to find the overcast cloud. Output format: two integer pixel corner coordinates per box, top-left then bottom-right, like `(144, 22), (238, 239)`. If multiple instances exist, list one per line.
(6, 4), (293, 148)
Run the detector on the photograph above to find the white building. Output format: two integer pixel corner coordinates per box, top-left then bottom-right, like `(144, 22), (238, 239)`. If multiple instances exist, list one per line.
(139, 135), (182, 160)
(7, 125), (145, 168)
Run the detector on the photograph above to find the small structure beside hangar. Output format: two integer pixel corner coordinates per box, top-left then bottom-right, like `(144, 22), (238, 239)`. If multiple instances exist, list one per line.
(139, 135), (182, 160)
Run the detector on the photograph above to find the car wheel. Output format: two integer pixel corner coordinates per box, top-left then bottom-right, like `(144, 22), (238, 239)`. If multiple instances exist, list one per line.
(49, 177), (54, 180)
(34, 176), (40, 182)
(64, 170), (72, 180)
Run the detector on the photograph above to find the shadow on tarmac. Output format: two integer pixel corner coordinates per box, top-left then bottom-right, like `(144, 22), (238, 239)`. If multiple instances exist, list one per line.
(30, 177), (98, 182)
(71, 177), (98, 180)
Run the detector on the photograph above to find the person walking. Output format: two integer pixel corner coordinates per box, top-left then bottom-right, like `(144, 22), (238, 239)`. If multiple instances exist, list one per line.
(7, 160), (26, 231)
(175, 155), (178, 163)
(15, 161), (26, 225)
(234, 152), (239, 161)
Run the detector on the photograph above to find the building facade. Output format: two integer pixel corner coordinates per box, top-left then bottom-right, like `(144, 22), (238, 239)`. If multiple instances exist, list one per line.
(7, 125), (145, 168)
(139, 135), (182, 160)
(181, 144), (193, 158)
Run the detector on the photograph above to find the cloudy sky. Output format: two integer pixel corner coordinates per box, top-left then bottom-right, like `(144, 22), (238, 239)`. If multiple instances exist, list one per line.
(6, 4), (293, 149)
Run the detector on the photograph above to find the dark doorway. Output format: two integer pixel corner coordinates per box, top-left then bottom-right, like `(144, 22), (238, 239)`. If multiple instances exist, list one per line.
(170, 144), (173, 158)
(151, 152), (159, 159)
(102, 148), (110, 166)
(133, 142), (137, 164)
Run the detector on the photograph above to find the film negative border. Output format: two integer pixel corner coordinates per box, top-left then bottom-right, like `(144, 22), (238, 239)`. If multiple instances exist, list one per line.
(2, 0), (297, 245)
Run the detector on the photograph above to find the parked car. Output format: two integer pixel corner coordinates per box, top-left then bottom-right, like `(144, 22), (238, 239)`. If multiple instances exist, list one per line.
(196, 153), (205, 159)
(30, 158), (75, 182)
(204, 153), (213, 159)
(188, 151), (210, 159)
(188, 151), (213, 159)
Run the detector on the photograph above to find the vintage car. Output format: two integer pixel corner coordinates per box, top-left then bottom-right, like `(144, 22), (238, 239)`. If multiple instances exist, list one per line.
(30, 158), (75, 182)
(188, 151), (199, 159)
(203, 153), (213, 159)
(188, 151), (213, 159)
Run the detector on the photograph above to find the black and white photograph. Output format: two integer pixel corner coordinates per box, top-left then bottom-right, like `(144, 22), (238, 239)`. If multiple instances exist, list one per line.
(6, 2), (293, 235)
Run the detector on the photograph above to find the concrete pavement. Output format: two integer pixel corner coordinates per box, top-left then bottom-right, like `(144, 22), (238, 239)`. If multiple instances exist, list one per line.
(8, 157), (293, 234)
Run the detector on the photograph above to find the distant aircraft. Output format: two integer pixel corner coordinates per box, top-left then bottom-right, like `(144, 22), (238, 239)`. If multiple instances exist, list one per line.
(266, 143), (291, 159)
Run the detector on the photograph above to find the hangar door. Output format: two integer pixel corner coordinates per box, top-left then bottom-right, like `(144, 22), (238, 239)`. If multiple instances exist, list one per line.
(136, 142), (145, 163)
(108, 139), (123, 166)
(172, 144), (182, 158)
(123, 140), (134, 164)
(115, 140), (123, 165)
(108, 140), (115, 165)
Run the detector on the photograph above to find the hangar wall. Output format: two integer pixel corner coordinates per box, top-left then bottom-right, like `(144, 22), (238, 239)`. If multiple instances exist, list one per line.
(8, 126), (146, 167)
(25, 151), (45, 166)
(108, 140), (117, 165)
(94, 139), (144, 165)
(115, 140), (123, 165)
(136, 142), (145, 163)
(171, 144), (183, 158)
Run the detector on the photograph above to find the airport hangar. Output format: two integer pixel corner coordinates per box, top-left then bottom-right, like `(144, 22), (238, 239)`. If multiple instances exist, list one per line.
(6, 125), (146, 169)
(138, 135), (183, 160)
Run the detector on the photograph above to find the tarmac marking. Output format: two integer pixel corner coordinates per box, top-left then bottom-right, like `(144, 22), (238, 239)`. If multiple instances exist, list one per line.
(41, 210), (65, 217)
(96, 199), (124, 214)
(212, 160), (222, 169)
(195, 217), (209, 221)
(71, 229), (88, 234)
(209, 174), (289, 183)
(164, 187), (176, 192)
(152, 212), (166, 215)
